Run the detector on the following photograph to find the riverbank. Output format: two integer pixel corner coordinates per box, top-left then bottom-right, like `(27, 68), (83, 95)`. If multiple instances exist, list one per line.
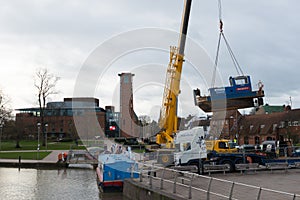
(0, 150), (69, 169)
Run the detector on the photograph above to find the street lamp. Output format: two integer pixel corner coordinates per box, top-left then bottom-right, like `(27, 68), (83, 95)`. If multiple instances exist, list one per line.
(229, 115), (234, 141)
(45, 124), (48, 151)
(0, 123), (3, 151)
(37, 123), (41, 160)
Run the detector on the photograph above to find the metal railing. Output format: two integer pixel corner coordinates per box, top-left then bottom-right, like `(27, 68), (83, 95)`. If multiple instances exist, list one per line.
(131, 161), (300, 200)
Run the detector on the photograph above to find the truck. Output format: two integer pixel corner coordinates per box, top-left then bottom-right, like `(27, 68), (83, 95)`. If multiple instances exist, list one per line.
(174, 127), (207, 170)
(174, 127), (249, 173)
(174, 127), (300, 173)
(205, 139), (238, 154)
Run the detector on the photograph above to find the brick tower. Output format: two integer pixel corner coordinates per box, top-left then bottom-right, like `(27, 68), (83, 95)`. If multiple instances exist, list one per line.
(118, 72), (140, 138)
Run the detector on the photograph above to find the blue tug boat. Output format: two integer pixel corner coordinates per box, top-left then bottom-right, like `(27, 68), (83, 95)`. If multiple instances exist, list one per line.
(194, 75), (264, 112)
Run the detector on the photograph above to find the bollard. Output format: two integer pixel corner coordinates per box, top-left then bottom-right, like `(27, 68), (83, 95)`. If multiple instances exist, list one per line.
(18, 156), (21, 171)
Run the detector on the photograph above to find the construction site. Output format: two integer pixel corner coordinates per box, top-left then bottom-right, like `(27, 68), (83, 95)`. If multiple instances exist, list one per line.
(8, 0), (300, 199)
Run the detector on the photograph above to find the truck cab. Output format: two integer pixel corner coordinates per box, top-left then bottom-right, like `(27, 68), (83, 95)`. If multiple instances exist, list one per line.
(174, 127), (207, 166)
(206, 139), (238, 153)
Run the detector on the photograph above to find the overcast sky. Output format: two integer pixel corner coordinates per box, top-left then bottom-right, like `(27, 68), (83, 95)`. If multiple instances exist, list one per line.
(1, 0), (300, 121)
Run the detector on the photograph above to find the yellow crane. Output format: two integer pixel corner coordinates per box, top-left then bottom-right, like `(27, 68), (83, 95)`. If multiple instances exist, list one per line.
(156, 0), (192, 148)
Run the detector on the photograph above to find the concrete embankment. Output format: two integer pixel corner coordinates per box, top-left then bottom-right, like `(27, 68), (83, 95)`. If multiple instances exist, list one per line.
(0, 160), (68, 169)
(123, 179), (186, 200)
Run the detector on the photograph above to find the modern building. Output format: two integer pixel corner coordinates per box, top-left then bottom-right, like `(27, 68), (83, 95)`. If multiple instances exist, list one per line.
(16, 72), (145, 141)
(15, 97), (114, 140)
(105, 106), (120, 138)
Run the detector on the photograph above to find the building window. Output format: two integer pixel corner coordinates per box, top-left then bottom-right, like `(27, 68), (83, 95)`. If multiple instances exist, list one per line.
(266, 136), (273, 141)
(293, 121), (299, 126)
(255, 136), (260, 145)
(273, 124), (277, 131)
(124, 76), (129, 83)
(244, 136), (249, 145)
(280, 121), (285, 128)
(250, 125), (254, 130)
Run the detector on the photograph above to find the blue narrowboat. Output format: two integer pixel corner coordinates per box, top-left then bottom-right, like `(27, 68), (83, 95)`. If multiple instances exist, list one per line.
(96, 152), (139, 192)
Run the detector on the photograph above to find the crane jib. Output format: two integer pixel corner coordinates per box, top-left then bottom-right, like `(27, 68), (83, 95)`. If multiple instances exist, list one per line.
(178, 0), (192, 56)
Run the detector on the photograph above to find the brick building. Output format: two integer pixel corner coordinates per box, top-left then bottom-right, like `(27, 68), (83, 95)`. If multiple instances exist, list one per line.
(237, 106), (300, 145)
(16, 72), (144, 140)
(15, 97), (113, 140)
(193, 105), (300, 145)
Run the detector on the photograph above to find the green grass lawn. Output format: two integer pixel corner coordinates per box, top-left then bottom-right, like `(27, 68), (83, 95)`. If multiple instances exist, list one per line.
(0, 140), (86, 151)
(0, 151), (51, 160)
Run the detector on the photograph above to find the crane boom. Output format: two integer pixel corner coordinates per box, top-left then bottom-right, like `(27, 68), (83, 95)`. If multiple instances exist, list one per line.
(157, 0), (192, 148)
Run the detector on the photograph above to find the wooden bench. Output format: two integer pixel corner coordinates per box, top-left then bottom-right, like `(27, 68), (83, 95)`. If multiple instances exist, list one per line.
(204, 164), (230, 175)
(266, 162), (289, 173)
(235, 163), (261, 174)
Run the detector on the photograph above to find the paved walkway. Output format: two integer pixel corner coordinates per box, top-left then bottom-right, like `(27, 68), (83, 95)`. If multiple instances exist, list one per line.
(211, 169), (300, 195)
(0, 150), (68, 163)
(130, 168), (300, 200)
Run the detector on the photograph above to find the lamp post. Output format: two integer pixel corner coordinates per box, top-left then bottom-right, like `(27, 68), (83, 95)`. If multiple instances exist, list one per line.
(0, 123), (3, 151)
(229, 115), (234, 141)
(45, 124), (48, 151)
(37, 123), (41, 160)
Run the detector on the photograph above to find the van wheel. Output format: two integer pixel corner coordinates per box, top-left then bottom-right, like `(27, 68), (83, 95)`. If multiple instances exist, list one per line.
(222, 160), (234, 172)
(189, 162), (200, 174)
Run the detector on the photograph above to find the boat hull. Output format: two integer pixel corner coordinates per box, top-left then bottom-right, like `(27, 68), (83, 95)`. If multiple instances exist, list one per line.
(96, 153), (139, 192)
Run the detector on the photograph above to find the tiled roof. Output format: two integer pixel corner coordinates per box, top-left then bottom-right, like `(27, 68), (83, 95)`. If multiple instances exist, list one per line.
(239, 109), (300, 135)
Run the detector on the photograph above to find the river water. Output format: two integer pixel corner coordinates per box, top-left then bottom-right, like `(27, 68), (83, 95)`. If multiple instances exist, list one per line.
(0, 168), (124, 200)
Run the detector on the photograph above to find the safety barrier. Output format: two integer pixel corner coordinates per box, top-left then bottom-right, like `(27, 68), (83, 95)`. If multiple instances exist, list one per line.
(204, 164), (230, 175)
(235, 163), (262, 174)
(266, 162), (289, 173)
(132, 161), (300, 200)
(295, 162), (300, 168)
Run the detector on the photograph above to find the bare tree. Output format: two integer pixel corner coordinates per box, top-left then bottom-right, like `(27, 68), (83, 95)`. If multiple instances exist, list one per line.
(34, 68), (59, 146)
(0, 90), (13, 147)
(0, 91), (12, 123)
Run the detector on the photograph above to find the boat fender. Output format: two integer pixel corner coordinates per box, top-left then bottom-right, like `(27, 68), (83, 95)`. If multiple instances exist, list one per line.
(246, 156), (252, 163)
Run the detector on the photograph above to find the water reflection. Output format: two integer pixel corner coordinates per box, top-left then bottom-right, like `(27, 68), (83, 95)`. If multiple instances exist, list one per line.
(0, 168), (124, 200)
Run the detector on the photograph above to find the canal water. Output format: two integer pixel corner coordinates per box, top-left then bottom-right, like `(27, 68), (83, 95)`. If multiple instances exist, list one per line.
(0, 168), (124, 200)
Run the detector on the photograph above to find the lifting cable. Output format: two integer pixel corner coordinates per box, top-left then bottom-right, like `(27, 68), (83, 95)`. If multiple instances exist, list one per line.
(211, 0), (244, 87)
